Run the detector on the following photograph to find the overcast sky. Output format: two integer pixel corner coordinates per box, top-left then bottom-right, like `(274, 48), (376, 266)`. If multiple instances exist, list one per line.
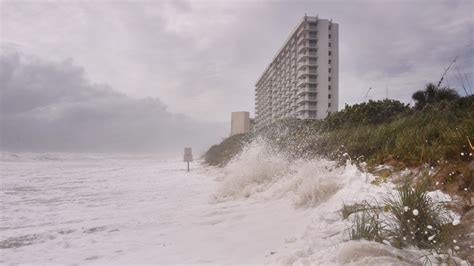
(1, 0), (473, 153)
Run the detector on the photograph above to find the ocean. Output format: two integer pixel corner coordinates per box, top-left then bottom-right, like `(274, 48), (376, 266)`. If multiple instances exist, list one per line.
(0, 145), (458, 264)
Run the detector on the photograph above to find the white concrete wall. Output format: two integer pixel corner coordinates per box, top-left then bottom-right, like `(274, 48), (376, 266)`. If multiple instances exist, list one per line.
(231, 111), (250, 136)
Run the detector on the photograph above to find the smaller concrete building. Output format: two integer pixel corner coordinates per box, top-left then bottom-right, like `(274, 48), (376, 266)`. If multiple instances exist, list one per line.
(230, 111), (250, 136)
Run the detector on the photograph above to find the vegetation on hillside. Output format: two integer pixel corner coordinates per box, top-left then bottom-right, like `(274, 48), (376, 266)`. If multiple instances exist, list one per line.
(316, 96), (473, 167)
(205, 84), (473, 169)
(203, 133), (254, 166)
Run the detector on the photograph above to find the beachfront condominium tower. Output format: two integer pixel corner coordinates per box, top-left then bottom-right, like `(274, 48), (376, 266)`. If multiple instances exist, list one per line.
(255, 16), (339, 130)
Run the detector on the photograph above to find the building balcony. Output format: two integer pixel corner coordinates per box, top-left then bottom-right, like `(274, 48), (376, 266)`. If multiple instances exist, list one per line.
(297, 61), (318, 71)
(297, 34), (317, 46)
(298, 40), (317, 48)
(297, 52), (317, 62)
(296, 104), (318, 112)
(296, 95), (317, 104)
(296, 77), (317, 87)
(296, 87), (317, 95)
(297, 45), (308, 53)
(297, 25), (317, 35)
(297, 68), (318, 78)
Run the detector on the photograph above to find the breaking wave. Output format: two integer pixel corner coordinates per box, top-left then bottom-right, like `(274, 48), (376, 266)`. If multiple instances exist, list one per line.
(0, 152), (86, 162)
(212, 139), (376, 208)
(210, 139), (466, 265)
(0, 152), (165, 162)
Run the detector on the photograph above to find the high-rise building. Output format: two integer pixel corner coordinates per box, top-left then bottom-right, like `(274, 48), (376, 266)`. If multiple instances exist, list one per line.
(255, 16), (339, 130)
(230, 111), (250, 136)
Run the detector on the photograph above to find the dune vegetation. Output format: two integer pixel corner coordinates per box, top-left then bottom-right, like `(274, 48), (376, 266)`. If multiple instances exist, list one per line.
(205, 83), (473, 174)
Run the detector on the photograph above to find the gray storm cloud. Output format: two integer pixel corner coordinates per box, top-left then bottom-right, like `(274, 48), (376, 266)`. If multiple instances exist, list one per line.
(1, 0), (472, 120)
(0, 0), (472, 154)
(0, 53), (227, 154)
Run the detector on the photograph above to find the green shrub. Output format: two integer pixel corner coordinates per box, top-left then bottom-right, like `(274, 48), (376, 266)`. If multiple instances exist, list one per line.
(412, 83), (460, 110)
(319, 99), (410, 131)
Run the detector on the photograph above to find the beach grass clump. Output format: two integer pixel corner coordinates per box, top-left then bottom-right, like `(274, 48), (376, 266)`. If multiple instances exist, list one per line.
(344, 178), (454, 256)
(341, 200), (378, 219)
(347, 209), (384, 242)
(383, 179), (450, 249)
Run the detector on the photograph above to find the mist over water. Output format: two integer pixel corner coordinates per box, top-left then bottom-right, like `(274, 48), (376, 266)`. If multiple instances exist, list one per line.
(0, 53), (227, 154)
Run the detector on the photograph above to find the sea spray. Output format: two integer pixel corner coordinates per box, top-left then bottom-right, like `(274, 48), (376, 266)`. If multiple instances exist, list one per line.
(209, 139), (463, 264)
(212, 139), (374, 208)
(212, 139), (291, 201)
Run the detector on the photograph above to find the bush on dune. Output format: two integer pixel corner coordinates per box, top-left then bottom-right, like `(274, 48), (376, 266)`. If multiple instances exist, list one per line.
(322, 97), (473, 166)
(319, 99), (410, 131)
(412, 83), (460, 110)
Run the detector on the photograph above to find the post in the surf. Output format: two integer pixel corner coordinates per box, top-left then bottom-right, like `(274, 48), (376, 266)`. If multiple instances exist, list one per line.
(183, 147), (193, 172)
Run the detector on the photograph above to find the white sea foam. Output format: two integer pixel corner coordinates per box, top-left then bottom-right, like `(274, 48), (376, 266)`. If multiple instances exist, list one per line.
(210, 140), (466, 265)
(213, 140), (291, 201)
(0, 145), (465, 265)
(213, 140), (367, 208)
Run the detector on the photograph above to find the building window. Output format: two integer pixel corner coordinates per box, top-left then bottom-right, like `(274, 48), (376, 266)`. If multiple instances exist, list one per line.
(328, 77), (331, 81)
(328, 51), (332, 56)
(328, 94), (331, 99)
(329, 85), (332, 90)
(328, 103), (331, 107)
(329, 68), (332, 73)
(329, 59), (331, 64)
(329, 34), (331, 39)
(329, 25), (332, 30)
(329, 42), (331, 47)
